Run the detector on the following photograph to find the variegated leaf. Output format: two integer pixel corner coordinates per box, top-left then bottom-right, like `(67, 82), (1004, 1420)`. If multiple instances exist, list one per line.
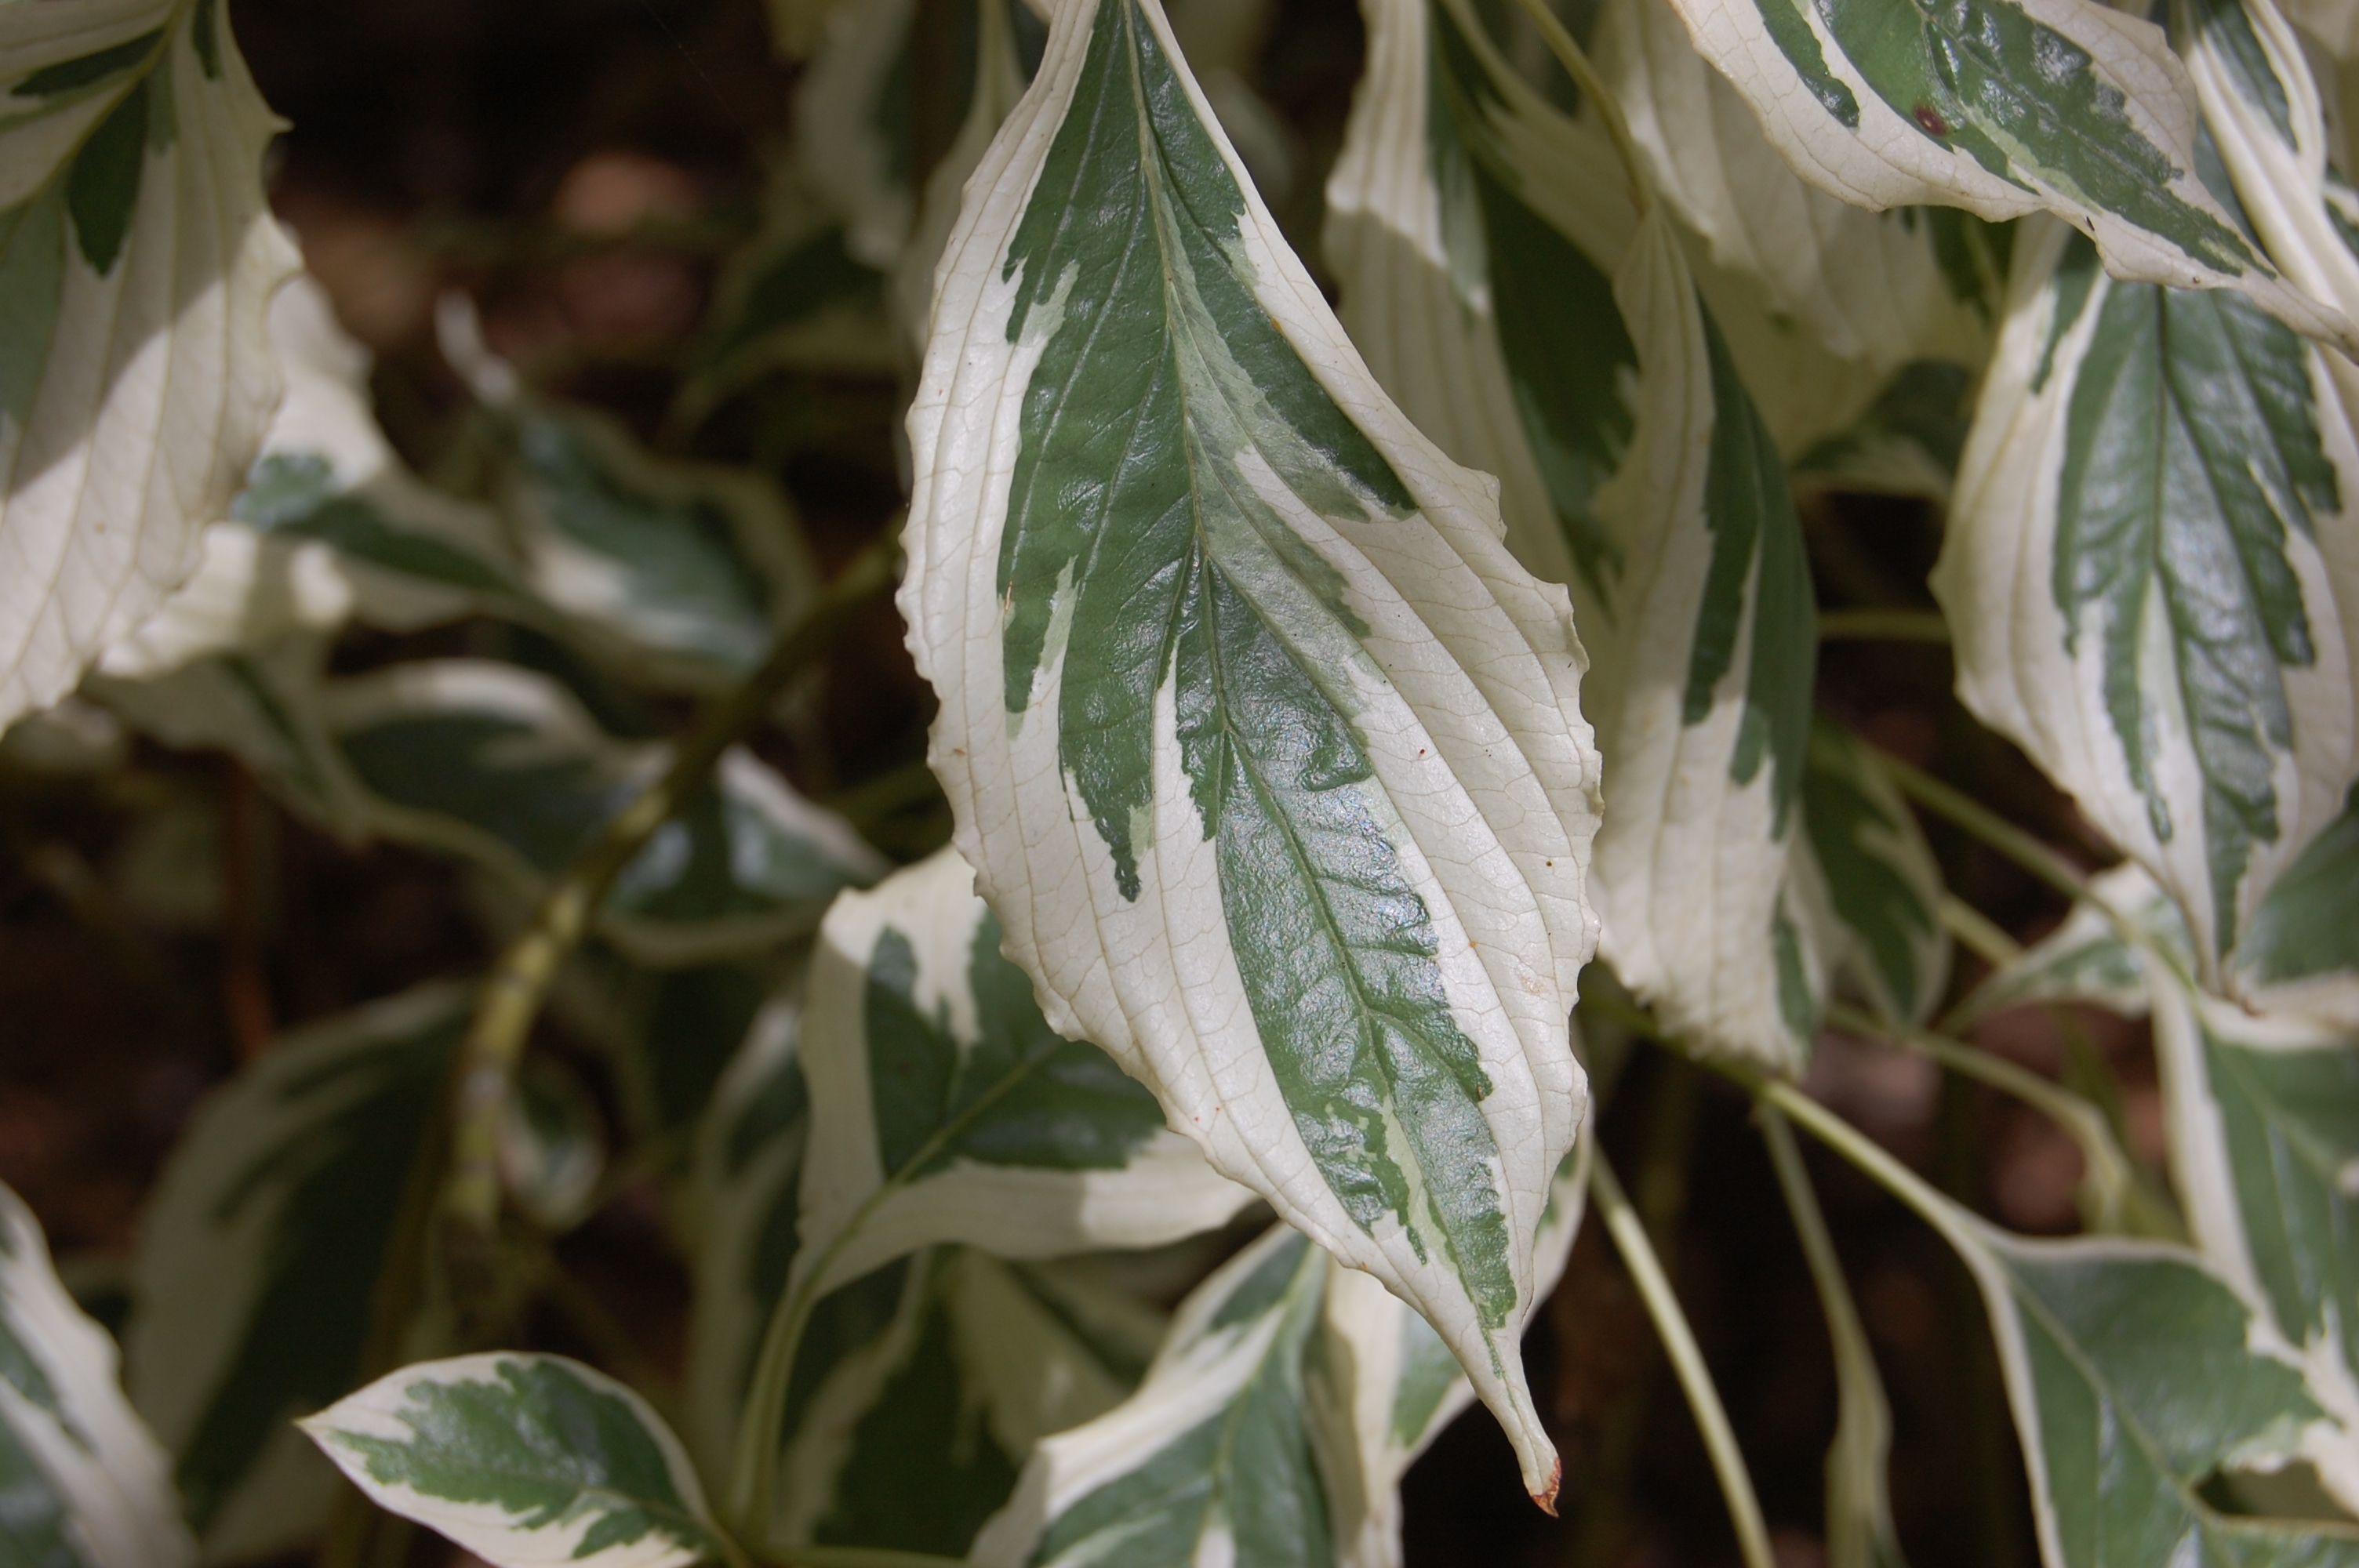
(1595, 0), (1994, 373)
(762, 1247), (1165, 1555)
(1902, 1154), (2359, 1555)
(2149, 971), (2359, 1425)
(686, 851), (1253, 1477)
(1802, 721), (1952, 1026)
(968, 1225), (1342, 1567)
(96, 275), (522, 681)
(1323, 1134), (1593, 1568)
(1656, 0), (2359, 352)
(900, 0), (1604, 1498)
(1584, 210), (1833, 1072)
(1934, 216), (2359, 978)
(1322, 0), (1640, 599)
(1324, 0), (1957, 592)
(0, 0), (301, 729)
(1325, 0), (1833, 1071)
(484, 407), (818, 692)
(319, 660), (884, 966)
(0, 1182), (192, 1568)
(300, 1353), (726, 1568)
(2236, 785), (2359, 1029)
(790, 848), (1254, 1301)
(127, 984), (467, 1560)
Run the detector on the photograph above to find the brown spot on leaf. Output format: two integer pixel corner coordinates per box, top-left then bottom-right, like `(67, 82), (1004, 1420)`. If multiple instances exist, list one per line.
(1914, 104), (1950, 137)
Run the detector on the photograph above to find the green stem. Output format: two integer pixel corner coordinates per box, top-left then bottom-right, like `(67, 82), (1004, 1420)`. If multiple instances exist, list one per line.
(725, 1011), (1088, 1541)
(1823, 1001), (2154, 1236)
(1759, 1105), (1900, 1563)
(1507, 0), (1653, 218)
(442, 538), (898, 1258)
(1939, 895), (2023, 969)
(1818, 608), (1951, 644)
(1869, 746), (2091, 905)
(1590, 1152), (1773, 1568)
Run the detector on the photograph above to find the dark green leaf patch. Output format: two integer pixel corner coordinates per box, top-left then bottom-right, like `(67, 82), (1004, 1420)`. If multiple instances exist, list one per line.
(2052, 274), (2332, 954)
(65, 78), (148, 274)
(1028, 1234), (1331, 1568)
(1429, 3), (1637, 606)
(2195, 1025), (2359, 1381)
(1802, 722), (1941, 1020)
(1801, 0), (2259, 276)
(1992, 1242), (2357, 1564)
(1690, 318), (1818, 831)
(992, 0), (1518, 1329)
(173, 1006), (460, 1530)
(11, 31), (164, 99)
(863, 904), (1168, 1178)
(2236, 786), (2359, 985)
(238, 455), (525, 600)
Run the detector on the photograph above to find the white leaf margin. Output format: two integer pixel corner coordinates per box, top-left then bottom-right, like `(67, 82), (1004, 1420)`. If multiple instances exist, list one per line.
(791, 845), (1257, 1301)
(0, 1183), (194, 1568)
(299, 1352), (722, 1568)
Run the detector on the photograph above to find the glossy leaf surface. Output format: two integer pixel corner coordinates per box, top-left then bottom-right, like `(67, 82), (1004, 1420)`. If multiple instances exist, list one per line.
(900, 0), (1603, 1495)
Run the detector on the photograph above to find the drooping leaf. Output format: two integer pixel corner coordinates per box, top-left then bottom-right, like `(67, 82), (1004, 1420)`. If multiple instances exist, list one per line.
(300, 1353), (726, 1568)
(680, 949), (1183, 1555)
(968, 1225), (1342, 1568)
(1934, 212), (2359, 977)
(1798, 1093), (2359, 1561)
(93, 276), (523, 682)
(972, 1131), (1594, 1568)
(1595, 0), (1994, 372)
(761, 1248), (1166, 1555)
(1583, 210), (1833, 1071)
(1323, 0), (1641, 598)
(789, 848), (1255, 1301)
(1326, 1), (1831, 1071)
(0, 1182), (193, 1568)
(685, 850), (1253, 1479)
(1325, 0), (1964, 594)
(1801, 721), (1952, 1026)
(1903, 1164), (2359, 1557)
(0, 0), (302, 728)
(319, 660), (885, 966)
(126, 984), (465, 1560)
(2234, 785), (2359, 1029)
(900, 0), (1605, 1497)
(1656, 0), (2359, 350)
(2149, 971), (2359, 1414)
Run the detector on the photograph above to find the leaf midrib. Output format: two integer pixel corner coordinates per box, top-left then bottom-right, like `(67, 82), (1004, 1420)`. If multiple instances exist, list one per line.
(1118, 1), (1464, 1225)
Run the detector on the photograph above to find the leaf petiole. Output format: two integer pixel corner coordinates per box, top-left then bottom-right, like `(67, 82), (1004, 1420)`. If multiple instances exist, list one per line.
(1590, 1151), (1774, 1568)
